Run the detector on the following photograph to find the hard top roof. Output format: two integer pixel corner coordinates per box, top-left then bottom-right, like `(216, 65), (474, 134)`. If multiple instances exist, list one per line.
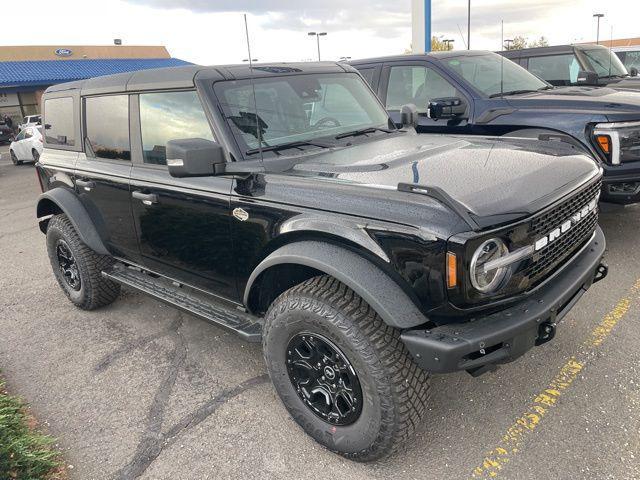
(45, 61), (355, 96)
(500, 44), (609, 57)
(349, 50), (501, 65)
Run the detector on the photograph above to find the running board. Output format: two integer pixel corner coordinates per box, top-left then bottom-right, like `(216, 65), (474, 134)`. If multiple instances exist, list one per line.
(102, 266), (262, 342)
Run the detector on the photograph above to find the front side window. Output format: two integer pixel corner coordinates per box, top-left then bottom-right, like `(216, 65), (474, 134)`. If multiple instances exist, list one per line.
(386, 65), (457, 112)
(577, 47), (628, 78)
(444, 52), (549, 95)
(43, 97), (75, 146)
(621, 51), (640, 70)
(358, 68), (376, 87)
(528, 54), (580, 85)
(85, 95), (130, 161)
(139, 91), (214, 166)
(214, 72), (390, 154)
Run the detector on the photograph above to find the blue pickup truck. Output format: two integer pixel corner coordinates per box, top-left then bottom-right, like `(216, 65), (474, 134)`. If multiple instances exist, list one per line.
(350, 51), (640, 205)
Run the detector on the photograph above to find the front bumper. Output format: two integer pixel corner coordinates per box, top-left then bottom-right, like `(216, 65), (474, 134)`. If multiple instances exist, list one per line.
(601, 162), (640, 205)
(401, 226), (607, 375)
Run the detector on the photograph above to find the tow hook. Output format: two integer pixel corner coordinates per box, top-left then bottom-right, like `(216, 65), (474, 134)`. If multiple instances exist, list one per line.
(594, 262), (608, 284)
(536, 321), (556, 346)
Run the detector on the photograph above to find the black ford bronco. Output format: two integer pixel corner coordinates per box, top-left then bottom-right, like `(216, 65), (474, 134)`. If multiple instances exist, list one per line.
(35, 62), (608, 461)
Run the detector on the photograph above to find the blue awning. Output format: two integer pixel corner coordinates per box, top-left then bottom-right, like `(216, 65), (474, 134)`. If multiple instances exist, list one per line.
(0, 58), (192, 88)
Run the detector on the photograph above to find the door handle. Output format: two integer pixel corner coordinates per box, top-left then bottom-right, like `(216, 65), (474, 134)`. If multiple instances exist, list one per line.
(76, 179), (95, 191)
(132, 190), (158, 206)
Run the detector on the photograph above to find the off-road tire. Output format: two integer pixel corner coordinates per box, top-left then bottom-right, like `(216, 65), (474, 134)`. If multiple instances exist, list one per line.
(10, 150), (21, 165)
(46, 214), (120, 310)
(263, 275), (430, 462)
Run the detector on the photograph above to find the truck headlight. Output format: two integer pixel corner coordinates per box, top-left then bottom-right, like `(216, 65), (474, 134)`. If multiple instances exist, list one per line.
(470, 238), (510, 293)
(593, 121), (640, 165)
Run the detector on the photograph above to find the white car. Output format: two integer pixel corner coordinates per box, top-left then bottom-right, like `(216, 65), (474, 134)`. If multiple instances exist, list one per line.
(18, 114), (41, 132)
(9, 126), (43, 165)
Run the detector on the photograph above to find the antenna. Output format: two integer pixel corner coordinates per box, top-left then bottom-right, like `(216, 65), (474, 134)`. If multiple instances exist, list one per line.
(608, 26), (613, 77)
(457, 24), (468, 49)
(244, 14), (263, 161)
(500, 20), (504, 97)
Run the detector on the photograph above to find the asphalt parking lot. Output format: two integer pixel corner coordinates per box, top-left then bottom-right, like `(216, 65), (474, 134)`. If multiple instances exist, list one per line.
(1, 143), (640, 480)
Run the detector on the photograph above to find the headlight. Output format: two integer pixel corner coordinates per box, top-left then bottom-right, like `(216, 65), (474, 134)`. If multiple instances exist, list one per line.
(470, 238), (510, 293)
(593, 121), (640, 164)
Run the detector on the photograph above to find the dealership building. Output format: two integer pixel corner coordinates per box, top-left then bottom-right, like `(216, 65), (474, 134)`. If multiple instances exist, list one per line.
(0, 45), (190, 126)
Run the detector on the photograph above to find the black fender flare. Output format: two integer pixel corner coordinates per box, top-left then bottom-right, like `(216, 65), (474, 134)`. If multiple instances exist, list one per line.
(36, 188), (110, 255)
(244, 241), (429, 329)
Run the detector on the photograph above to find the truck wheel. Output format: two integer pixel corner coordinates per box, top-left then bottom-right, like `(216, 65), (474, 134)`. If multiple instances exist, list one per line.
(10, 150), (21, 165)
(46, 214), (120, 310)
(262, 275), (430, 461)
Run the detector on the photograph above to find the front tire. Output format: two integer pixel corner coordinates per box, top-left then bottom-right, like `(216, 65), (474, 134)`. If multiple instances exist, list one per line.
(10, 150), (21, 165)
(32, 149), (40, 163)
(263, 275), (430, 461)
(46, 214), (120, 310)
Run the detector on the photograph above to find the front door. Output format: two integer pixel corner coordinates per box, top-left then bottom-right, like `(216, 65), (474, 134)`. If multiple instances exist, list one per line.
(129, 90), (237, 301)
(74, 94), (138, 259)
(381, 62), (472, 134)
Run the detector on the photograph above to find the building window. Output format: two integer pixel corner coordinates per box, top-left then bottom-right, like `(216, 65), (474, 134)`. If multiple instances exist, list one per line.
(85, 95), (131, 160)
(139, 91), (214, 165)
(43, 97), (75, 146)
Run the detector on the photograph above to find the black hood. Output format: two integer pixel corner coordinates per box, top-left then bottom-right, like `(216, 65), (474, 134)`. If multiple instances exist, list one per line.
(604, 76), (640, 91)
(272, 131), (600, 230)
(501, 86), (640, 122)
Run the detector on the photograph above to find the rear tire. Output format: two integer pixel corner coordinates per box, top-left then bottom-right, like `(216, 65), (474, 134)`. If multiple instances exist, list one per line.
(10, 150), (21, 165)
(46, 214), (120, 310)
(263, 275), (430, 462)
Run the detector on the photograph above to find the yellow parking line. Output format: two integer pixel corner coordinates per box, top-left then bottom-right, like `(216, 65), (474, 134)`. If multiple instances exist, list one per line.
(471, 278), (640, 479)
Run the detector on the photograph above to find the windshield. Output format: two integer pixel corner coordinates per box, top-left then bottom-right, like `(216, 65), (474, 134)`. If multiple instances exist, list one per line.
(577, 47), (628, 78)
(214, 72), (391, 154)
(443, 52), (549, 97)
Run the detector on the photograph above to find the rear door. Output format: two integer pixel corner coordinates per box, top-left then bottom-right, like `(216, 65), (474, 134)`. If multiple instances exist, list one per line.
(129, 90), (236, 301)
(380, 61), (472, 134)
(73, 94), (139, 260)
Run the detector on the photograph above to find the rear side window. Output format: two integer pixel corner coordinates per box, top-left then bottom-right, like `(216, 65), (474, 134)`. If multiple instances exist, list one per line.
(44, 97), (75, 146)
(528, 54), (579, 85)
(358, 68), (376, 87)
(139, 91), (214, 165)
(85, 95), (131, 161)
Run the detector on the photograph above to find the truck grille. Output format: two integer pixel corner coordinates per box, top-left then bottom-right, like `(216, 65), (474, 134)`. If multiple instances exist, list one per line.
(523, 179), (601, 285)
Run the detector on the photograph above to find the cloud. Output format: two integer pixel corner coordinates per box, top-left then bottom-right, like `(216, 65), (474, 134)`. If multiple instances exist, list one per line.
(125, 0), (411, 37)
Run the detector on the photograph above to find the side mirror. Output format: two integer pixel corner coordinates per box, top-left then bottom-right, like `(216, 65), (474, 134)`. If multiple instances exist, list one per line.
(400, 104), (418, 127)
(428, 97), (466, 120)
(166, 138), (226, 178)
(576, 70), (599, 85)
(630, 67), (639, 77)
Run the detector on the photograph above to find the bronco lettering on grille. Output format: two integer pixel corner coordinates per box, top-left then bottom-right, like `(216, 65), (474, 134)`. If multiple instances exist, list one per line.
(534, 196), (598, 252)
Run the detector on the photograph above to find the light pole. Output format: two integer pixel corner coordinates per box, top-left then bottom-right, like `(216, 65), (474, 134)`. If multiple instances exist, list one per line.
(503, 39), (514, 50)
(467, 0), (471, 50)
(443, 39), (455, 50)
(593, 13), (604, 44)
(242, 58), (258, 62)
(308, 32), (327, 61)
(339, 56), (351, 62)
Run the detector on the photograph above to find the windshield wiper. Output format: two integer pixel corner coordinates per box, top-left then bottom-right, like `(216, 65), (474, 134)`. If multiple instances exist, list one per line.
(489, 89), (539, 98)
(334, 127), (395, 139)
(245, 139), (333, 156)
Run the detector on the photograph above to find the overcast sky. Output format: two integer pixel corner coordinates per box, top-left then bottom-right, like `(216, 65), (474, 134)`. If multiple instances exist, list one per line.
(6, 0), (639, 64)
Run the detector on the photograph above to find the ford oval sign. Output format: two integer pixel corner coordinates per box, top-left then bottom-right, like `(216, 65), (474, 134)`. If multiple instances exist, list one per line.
(55, 48), (72, 57)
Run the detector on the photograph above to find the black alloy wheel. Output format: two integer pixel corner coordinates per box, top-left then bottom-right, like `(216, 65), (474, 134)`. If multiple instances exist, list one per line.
(286, 332), (363, 425)
(56, 239), (81, 291)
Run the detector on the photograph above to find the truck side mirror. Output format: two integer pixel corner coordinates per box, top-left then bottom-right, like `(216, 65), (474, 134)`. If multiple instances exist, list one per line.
(576, 70), (599, 85)
(428, 97), (466, 120)
(400, 104), (418, 127)
(630, 67), (639, 77)
(166, 138), (226, 178)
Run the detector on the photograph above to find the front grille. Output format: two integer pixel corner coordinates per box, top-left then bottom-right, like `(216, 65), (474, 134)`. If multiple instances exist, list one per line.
(523, 179), (601, 285)
(529, 179), (601, 237)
